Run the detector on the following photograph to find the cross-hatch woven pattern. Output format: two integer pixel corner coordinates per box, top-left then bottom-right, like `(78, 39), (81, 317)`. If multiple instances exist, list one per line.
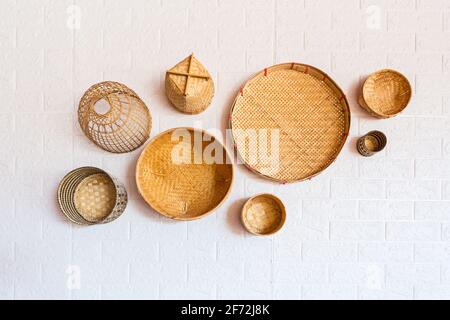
(243, 196), (284, 235)
(231, 64), (350, 183)
(74, 173), (116, 223)
(362, 69), (412, 118)
(165, 55), (215, 114)
(78, 81), (152, 153)
(136, 129), (233, 220)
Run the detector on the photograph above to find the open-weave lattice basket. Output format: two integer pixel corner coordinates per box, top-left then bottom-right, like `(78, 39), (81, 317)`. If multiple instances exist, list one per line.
(359, 69), (412, 119)
(165, 54), (215, 114)
(136, 128), (233, 221)
(241, 194), (286, 236)
(230, 63), (351, 183)
(57, 167), (128, 225)
(78, 81), (152, 153)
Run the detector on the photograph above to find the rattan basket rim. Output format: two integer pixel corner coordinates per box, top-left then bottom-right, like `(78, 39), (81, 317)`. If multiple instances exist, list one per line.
(57, 166), (120, 226)
(135, 127), (235, 221)
(229, 62), (351, 184)
(361, 68), (412, 118)
(241, 193), (287, 236)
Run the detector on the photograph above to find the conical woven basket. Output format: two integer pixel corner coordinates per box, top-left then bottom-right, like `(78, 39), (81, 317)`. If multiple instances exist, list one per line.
(57, 167), (128, 226)
(359, 69), (412, 119)
(230, 63), (351, 184)
(165, 54), (215, 114)
(78, 81), (152, 153)
(136, 128), (233, 221)
(241, 194), (286, 236)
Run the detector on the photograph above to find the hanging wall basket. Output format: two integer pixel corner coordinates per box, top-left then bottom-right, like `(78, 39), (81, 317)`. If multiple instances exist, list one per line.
(57, 167), (128, 226)
(165, 54), (215, 114)
(78, 81), (152, 153)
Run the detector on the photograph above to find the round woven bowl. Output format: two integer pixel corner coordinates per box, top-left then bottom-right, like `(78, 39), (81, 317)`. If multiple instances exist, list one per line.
(357, 131), (387, 157)
(136, 128), (233, 221)
(57, 167), (128, 225)
(241, 194), (286, 236)
(230, 63), (351, 184)
(359, 69), (412, 119)
(78, 81), (152, 153)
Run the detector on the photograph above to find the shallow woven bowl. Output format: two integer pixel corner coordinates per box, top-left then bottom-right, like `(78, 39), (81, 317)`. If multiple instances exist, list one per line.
(136, 128), (233, 221)
(241, 194), (286, 236)
(57, 167), (128, 225)
(230, 63), (351, 183)
(359, 69), (412, 119)
(78, 81), (152, 153)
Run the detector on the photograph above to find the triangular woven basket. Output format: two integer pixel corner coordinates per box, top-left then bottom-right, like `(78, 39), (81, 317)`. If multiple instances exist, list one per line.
(165, 54), (215, 114)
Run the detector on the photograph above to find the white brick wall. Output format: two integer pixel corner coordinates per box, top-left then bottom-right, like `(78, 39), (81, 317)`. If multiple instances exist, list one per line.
(1, 0), (450, 300)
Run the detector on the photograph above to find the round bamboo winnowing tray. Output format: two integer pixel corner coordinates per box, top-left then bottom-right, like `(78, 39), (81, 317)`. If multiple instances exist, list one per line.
(230, 63), (351, 183)
(78, 81), (152, 153)
(57, 167), (128, 225)
(359, 69), (412, 119)
(166, 54), (215, 114)
(241, 194), (286, 236)
(136, 128), (233, 221)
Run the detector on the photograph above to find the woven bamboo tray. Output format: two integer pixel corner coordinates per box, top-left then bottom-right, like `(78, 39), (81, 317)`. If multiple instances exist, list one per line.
(230, 63), (351, 183)
(241, 194), (286, 236)
(78, 81), (152, 153)
(57, 167), (128, 225)
(359, 69), (412, 118)
(165, 54), (215, 114)
(357, 131), (387, 157)
(136, 128), (233, 221)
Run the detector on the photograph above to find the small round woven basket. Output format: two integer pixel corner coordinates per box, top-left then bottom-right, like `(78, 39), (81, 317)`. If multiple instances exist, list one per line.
(357, 131), (387, 157)
(57, 167), (128, 225)
(230, 63), (351, 183)
(359, 69), (412, 119)
(165, 54), (215, 114)
(136, 127), (233, 221)
(241, 194), (286, 236)
(78, 81), (152, 153)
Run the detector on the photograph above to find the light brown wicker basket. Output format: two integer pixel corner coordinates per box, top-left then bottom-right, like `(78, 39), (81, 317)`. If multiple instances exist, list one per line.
(57, 167), (128, 225)
(230, 63), (351, 184)
(165, 54), (215, 114)
(78, 81), (152, 153)
(357, 131), (387, 157)
(359, 69), (412, 119)
(241, 194), (286, 236)
(136, 128), (233, 221)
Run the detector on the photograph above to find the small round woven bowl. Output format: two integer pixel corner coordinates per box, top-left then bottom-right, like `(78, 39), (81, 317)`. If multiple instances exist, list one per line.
(359, 69), (412, 119)
(136, 127), (234, 221)
(57, 167), (128, 226)
(357, 131), (387, 157)
(241, 194), (286, 236)
(78, 81), (152, 153)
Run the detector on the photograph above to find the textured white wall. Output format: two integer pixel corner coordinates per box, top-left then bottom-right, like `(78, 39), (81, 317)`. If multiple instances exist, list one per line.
(1, 0), (450, 300)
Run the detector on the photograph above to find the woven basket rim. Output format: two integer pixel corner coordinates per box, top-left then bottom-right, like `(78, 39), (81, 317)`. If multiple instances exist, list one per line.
(361, 68), (412, 118)
(57, 166), (121, 225)
(135, 127), (234, 221)
(229, 62), (351, 184)
(241, 193), (287, 236)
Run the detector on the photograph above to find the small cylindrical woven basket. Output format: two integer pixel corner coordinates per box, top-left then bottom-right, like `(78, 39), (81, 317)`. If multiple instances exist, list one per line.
(165, 54), (215, 114)
(78, 81), (152, 153)
(57, 167), (128, 225)
(241, 194), (286, 236)
(359, 69), (412, 119)
(357, 131), (387, 157)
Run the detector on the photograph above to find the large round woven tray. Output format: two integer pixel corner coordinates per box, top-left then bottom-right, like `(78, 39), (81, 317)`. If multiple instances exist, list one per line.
(230, 63), (351, 183)
(136, 128), (234, 221)
(359, 69), (412, 119)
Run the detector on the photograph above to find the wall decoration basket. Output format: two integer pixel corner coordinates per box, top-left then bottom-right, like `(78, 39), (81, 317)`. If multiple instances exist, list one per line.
(357, 131), (387, 157)
(241, 194), (286, 236)
(230, 63), (351, 183)
(165, 54), (215, 114)
(359, 69), (412, 119)
(136, 128), (233, 221)
(57, 167), (128, 225)
(78, 81), (152, 153)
